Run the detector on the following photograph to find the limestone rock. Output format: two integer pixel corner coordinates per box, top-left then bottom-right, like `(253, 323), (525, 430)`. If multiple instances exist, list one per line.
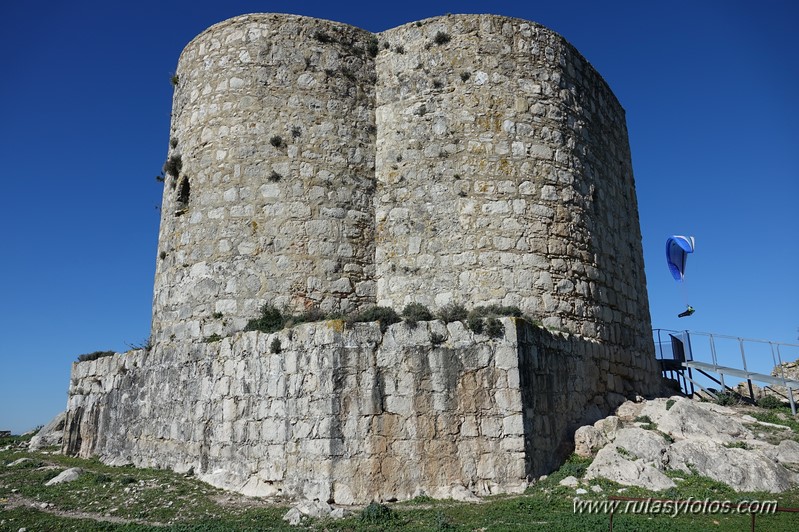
(283, 500), (335, 525)
(615, 400), (645, 422)
(574, 426), (608, 458)
(7, 458), (32, 467)
(640, 397), (751, 443)
(559, 475), (579, 487)
(612, 428), (669, 464)
(762, 439), (799, 466)
(594, 415), (621, 439)
(449, 485), (480, 502)
(282, 507), (302, 526)
(578, 396), (799, 493)
(45, 467), (82, 486)
(29, 411), (65, 450)
(585, 447), (675, 491)
(666, 440), (796, 493)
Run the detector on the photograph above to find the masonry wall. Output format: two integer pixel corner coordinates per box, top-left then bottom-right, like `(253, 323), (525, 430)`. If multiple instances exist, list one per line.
(62, 319), (661, 503)
(66, 13), (664, 504)
(151, 13), (653, 357)
(374, 16), (650, 351)
(152, 14), (378, 344)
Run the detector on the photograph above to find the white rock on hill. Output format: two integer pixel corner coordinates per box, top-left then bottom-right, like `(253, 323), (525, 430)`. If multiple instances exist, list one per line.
(282, 500), (337, 525)
(577, 396), (799, 493)
(29, 411), (66, 451)
(585, 445), (676, 491)
(44, 467), (83, 486)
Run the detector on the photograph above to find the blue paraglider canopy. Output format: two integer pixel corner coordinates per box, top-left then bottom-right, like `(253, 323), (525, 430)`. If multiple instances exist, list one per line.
(666, 235), (695, 282)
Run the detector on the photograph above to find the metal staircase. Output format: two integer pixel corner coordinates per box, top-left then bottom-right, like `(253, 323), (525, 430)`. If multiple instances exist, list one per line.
(653, 329), (799, 415)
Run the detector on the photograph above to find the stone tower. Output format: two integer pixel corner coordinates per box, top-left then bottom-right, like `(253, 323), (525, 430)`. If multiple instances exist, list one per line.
(59, 13), (664, 504)
(150, 13), (652, 357)
(152, 15), (378, 343)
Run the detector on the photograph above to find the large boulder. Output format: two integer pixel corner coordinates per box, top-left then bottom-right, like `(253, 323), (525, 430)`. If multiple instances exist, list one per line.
(585, 446), (676, 491)
(613, 428), (670, 464)
(282, 500), (335, 525)
(29, 411), (66, 450)
(666, 439), (797, 493)
(574, 426), (608, 458)
(45, 467), (82, 486)
(574, 397), (799, 493)
(761, 439), (799, 467)
(638, 397), (751, 443)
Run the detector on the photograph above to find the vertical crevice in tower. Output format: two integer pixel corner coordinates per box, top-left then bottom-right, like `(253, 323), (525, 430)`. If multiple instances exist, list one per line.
(175, 177), (190, 216)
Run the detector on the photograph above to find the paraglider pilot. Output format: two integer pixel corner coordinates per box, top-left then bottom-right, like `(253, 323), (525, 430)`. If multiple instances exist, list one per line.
(666, 235), (696, 318)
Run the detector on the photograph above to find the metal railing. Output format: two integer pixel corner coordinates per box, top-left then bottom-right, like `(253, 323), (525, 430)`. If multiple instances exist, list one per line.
(652, 329), (799, 414)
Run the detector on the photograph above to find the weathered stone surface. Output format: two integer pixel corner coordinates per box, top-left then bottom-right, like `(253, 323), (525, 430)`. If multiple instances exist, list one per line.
(448, 485), (481, 502)
(29, 411), (65, 450)
(574, 426), (608, 458)
(151, 13), (654, 364)
(578, 397), (799, 493)
(667, 440), (796, 493)
(613, 428), (669, 464)
(282, 508), (303, 526)
(762, 439), (799, 466)
(615, 401), (645, 422)
(45, 468), (82, 486)
(559, 475), (579, 487)
(594, 416), (621, 438)
(59, 11), (665, 506)
(282, 500), (338, 524)
(585, 447), (675, 491)
(62, 319), (660, 503)
(639, 397), (751, 443)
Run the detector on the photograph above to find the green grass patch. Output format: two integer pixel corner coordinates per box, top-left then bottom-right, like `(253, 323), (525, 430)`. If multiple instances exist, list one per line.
(748, 407), (799, 433)
(4, 442), (799, 531)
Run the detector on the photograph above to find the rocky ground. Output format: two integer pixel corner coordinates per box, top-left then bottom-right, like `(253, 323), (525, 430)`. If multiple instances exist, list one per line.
(571, 395), (799, 493)
(4, 393), (799, 530)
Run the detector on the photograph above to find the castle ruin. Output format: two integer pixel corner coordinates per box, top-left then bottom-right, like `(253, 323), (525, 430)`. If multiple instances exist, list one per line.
(62, 13), (663, 503)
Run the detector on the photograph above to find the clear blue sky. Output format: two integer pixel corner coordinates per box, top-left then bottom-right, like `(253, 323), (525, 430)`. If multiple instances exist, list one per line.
(1, 0), (796, 434)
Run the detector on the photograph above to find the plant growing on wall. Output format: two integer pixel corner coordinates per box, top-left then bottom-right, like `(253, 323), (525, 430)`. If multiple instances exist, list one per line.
(402, 302), (433, 327)
(438, 303), (468, 323)
(245, 304), (285, 333)
(433, 31), (451, 45)
(347, 306), (400, 332)
(270, 338), (282, 354)
(163, 154), (182, 177)
(76, 350), (116, 363)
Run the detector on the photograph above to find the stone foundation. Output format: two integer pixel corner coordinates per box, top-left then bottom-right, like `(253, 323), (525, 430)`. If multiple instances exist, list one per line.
(63, 318), (660, 503)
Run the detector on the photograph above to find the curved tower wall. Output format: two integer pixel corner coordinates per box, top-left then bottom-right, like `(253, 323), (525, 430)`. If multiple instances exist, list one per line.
(152, 15), (377, 343)
(152, 13), (652, 353)
(375, 15), (651, 350)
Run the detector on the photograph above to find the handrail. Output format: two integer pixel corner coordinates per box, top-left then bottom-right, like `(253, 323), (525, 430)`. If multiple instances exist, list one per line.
(670, 330), (799, 348)
(652, 329), (799, 415)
